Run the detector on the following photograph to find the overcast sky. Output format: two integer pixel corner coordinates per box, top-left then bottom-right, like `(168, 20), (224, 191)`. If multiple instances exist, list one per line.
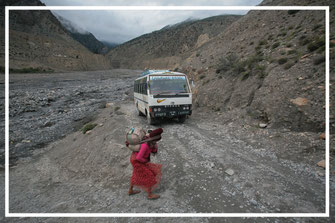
(40, 0), (263, 44)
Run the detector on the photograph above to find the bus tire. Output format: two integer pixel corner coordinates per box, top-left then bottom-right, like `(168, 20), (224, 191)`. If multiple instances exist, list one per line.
(178, 115), (186, 123)
(147, 113), (155, 125)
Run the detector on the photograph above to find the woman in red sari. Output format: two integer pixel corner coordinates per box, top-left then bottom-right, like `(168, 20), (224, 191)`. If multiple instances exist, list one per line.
(128, 128), (163, 199)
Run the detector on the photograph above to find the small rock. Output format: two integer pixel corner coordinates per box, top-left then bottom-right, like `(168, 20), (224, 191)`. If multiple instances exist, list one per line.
(317, 160), (325, 168)
(225, 168), (234, 176)
(22, 139), (31, 143)
(98, 123), (103, 127)
(105, 102), (114, 108)
(250, 199), (258, 205)
(317, 171), (325, 177)
(15, 143), (23, 148)
(85, 130), (92, 135)
(290, 97), (308, 106)
(259, 123), (267, 128)
(320, 133), (326, 140)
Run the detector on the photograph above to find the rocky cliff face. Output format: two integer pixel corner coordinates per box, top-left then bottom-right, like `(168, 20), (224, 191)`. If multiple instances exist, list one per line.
(1, 0), (111, 71)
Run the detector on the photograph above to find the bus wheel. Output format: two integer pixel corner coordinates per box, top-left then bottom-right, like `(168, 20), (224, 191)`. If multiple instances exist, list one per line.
(147, 113), (155, 125)
(178, 115), (186, 123)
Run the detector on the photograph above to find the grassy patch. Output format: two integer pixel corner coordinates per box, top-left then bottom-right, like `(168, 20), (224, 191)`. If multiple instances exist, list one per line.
(81, 123), (97, 134)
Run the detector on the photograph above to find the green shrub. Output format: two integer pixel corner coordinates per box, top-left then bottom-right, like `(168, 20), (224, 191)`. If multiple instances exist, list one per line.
(258, 40), (268, 45)
(278, 57), (288, 64)
(284, 62), (295, 70)
(272, 42), (280, 49)
(288, 10), (299, 15)
(312, 24), (322, 31)
(216, 53), (239, 73)
(196, 53), (200, 57)
(114, 106), (120, 111)
(288, 49), (297, 55)
(278, 31), (287, 37)
(241, 71), (250, 81)
(199, 75), (205, 79)
(307, 37), (325, 52)
(81, 123), (97, 134)
(330, 41), (335, 48)
(314, 55), (325, 65)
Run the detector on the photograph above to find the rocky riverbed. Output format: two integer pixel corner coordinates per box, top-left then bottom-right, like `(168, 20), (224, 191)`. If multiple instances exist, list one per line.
(0, 69), (141, 167)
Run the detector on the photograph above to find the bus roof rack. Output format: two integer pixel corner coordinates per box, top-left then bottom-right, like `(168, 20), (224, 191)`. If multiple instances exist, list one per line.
(140, 69), (171, 76)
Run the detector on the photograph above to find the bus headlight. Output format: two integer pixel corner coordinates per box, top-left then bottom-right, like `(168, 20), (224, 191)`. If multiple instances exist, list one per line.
(158, 108), (161, 112)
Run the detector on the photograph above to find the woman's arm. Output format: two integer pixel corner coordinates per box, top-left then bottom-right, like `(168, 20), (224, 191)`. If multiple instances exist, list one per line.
(136, 144), (149, 163)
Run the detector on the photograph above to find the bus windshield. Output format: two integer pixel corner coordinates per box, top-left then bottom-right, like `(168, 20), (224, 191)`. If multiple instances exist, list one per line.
(149, 75), (190, 94)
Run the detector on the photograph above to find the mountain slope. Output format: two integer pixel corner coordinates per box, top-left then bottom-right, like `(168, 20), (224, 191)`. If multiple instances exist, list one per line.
(1, 0), (111, 71)
(182, 0), (332, 133)
(106, 15), (241, 69)
(55, 14), (111, 54)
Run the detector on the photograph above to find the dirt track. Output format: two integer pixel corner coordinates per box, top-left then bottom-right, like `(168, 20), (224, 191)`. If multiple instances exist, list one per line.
(0, 70), (334, 222)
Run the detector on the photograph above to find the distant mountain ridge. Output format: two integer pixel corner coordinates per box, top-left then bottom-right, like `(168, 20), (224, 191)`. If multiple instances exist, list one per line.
(54, 14), (112, 54)
(107, 14), (242, 68)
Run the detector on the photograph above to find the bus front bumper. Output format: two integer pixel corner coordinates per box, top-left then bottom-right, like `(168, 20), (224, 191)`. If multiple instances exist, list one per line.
(150, 105), (192, 118)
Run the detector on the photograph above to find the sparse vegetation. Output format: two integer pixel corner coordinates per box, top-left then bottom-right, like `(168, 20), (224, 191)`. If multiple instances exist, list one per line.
(114, 106), (120, 111)
(312, 24), (322, 31)
(196, 53), (200, 57)
(258, 40), (267, 46)
(284, 62), (295, 70)
(241, 71), (250, 80)
(313, 55), (325, 65)
(81, 123), (97, 134)
(288, 49), (297, 55)
(272, 42), (280, 49)
(278, 57), (288, 65)
(8, 67), (54, 73)
(307, 36), (325, 52)
(288, 10), (299, 15)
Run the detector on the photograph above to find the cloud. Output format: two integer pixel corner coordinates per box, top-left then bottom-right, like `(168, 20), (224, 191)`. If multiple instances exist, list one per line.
(40, 0), (263, 43)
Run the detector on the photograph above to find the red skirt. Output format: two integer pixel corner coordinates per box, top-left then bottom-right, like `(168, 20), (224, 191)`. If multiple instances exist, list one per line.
(130, 153), (162, 193)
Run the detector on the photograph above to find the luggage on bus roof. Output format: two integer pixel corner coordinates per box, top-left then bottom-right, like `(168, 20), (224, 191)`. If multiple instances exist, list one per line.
(140, 69), (183, 76)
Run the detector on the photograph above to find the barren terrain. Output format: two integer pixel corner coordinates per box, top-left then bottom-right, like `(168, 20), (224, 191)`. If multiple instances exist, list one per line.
(0, 70), (334, 222)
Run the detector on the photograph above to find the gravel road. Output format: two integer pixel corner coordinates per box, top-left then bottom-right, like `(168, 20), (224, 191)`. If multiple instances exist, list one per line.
(0, 70), (334, 222)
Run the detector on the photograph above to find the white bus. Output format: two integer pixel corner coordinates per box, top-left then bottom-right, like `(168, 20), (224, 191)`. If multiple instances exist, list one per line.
(134, 70), (192, 124)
